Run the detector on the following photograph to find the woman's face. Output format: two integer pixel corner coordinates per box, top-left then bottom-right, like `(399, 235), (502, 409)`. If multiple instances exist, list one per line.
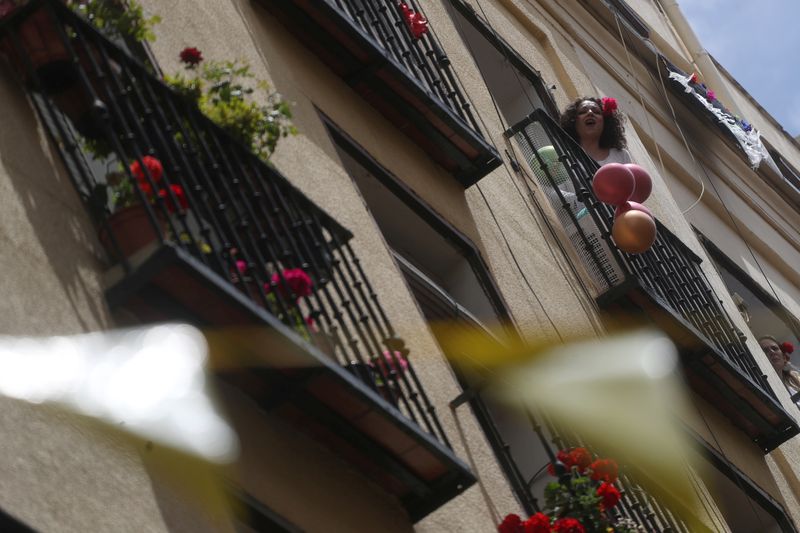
(575, 100), (604, 141)
(760, 338), (787, 371)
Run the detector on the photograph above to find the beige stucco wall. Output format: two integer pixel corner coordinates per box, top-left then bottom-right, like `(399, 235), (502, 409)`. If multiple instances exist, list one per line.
(5, 0), (799, 530)
(0, 59), (233, 532)
(220, 384), (414, 533)
(466, 0), (800, 528)
(141, 0), (529, 530)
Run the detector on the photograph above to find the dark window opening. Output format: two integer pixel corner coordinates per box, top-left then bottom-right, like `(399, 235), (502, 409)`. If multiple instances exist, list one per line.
(228, 487), (303, 533)
(690, 432), (797, 533)
(444, 0), (559, 126)
(697, 232), (800, 369)
(606, 0), (650, 38)
(323, 115), (561, 513)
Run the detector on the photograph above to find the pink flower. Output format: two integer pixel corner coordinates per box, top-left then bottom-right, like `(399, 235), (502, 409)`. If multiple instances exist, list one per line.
(179, 47), (203, 67)
(266, 268), (313, 300)
(371, 350), (409, 377)
(706, 89), (716, 101)
(235, 260), (247, 274)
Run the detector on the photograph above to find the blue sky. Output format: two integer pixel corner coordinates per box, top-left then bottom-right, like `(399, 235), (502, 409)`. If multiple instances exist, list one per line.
(679, 0), (800, 138)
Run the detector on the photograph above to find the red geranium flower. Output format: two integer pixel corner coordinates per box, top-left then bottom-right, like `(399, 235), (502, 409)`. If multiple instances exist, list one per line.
(597, 482), (621, 509)
(130, 155), (164, 186)
(548, 447), (591, 475)
(179, 46), (203, 67)
(552, 517), (585, 533)
(522, 512), (550, 533)
(782, 341), (794, 354)
(497, 513), (523, 533)
(590, 458), (619, 484)
(266, 268), (313, 300)
(157, 184), (189, 213)
(568, 447), (592, 472)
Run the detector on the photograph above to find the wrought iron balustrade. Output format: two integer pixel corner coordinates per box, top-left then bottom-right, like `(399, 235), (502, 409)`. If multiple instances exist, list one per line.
(330, 0), (479, 130)
(528, 408), (692, 532)
(257, 0), (501, 185)
(0, 0), (450, 448)
(507, 110), (774, 400)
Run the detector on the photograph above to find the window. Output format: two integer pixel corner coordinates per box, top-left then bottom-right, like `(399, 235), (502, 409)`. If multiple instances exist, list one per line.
(229, 487), (302, 533)
(697, 232), (800, 366)
(690, 434), (796, 533)
(444, 0), (558, 127)
(325, 115), (567, 512)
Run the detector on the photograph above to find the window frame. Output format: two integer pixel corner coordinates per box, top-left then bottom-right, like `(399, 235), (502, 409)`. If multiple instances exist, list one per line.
(444, 0), (560, 120)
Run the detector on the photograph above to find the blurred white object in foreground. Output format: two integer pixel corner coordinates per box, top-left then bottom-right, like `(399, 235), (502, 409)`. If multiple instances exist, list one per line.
(0, 324), (238, 463)
(495, 330), (692, 498)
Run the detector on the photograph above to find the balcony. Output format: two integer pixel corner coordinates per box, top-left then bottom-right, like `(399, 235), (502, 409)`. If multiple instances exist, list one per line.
(507, 110), (799, 452)
(0, 0), (474, 520)
(254, 0), (501, 187)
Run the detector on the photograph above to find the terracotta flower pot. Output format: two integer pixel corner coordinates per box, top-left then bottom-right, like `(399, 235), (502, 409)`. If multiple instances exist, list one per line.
(0, 1), (119, 139)
(0, 0), (72, 91)
(99, 203), (163, 260)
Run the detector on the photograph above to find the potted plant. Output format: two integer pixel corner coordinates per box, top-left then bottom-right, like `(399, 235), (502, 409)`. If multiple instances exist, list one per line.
(497, 448), (643, 533)
(95, 154), (187, 259)
(166, 47), (295, 162)
(0, 0), (160, 137)
(0, 0), (71, 89)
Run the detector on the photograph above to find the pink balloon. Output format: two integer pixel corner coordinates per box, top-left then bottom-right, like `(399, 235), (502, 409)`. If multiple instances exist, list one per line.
(592, 163), (635, 205)
(614, 201), (652, 219)
(625, 164), (652, 203)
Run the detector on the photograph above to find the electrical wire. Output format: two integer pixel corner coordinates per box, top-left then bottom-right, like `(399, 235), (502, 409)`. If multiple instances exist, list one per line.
(449, 0), (606, 337)
(611, 11), (705, 216)
(610, 13), (782, 530)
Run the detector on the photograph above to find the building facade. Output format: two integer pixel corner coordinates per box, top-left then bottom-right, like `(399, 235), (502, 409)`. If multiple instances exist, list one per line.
(1, 0), (800, 531)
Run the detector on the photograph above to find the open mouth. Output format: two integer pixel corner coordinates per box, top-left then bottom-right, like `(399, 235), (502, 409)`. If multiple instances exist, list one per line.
(584, 118), (597, 126)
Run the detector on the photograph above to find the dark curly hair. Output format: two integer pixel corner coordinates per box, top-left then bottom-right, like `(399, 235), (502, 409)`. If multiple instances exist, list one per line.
(559, 97), (627, 150)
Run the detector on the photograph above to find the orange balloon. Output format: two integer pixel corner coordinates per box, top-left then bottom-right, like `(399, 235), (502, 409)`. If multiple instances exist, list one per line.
(612, 210), (656, 254)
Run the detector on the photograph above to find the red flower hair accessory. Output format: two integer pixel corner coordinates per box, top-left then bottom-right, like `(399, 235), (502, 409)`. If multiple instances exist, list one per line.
(601, 97), (618, 117)
(688, 72), (698, 84)
(782, 342), (795, 355)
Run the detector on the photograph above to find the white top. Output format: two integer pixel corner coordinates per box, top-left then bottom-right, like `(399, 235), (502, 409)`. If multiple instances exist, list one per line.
(597, 148), (632, 166)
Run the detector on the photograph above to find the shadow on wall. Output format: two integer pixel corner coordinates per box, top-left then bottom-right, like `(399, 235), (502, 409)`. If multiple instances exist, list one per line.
(0, 63), (111, 334)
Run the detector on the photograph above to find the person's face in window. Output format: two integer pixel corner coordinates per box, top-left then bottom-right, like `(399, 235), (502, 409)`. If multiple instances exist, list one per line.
(575, 100), (604, 141)
(760, 338), (787, 372)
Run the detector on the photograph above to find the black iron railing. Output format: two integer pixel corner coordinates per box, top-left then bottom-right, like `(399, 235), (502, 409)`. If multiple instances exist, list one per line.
(330, 0), (483, 137)
(507, 110), (774, 399)
(1, 0), (450, 447)
(532, 408), (693, 532)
